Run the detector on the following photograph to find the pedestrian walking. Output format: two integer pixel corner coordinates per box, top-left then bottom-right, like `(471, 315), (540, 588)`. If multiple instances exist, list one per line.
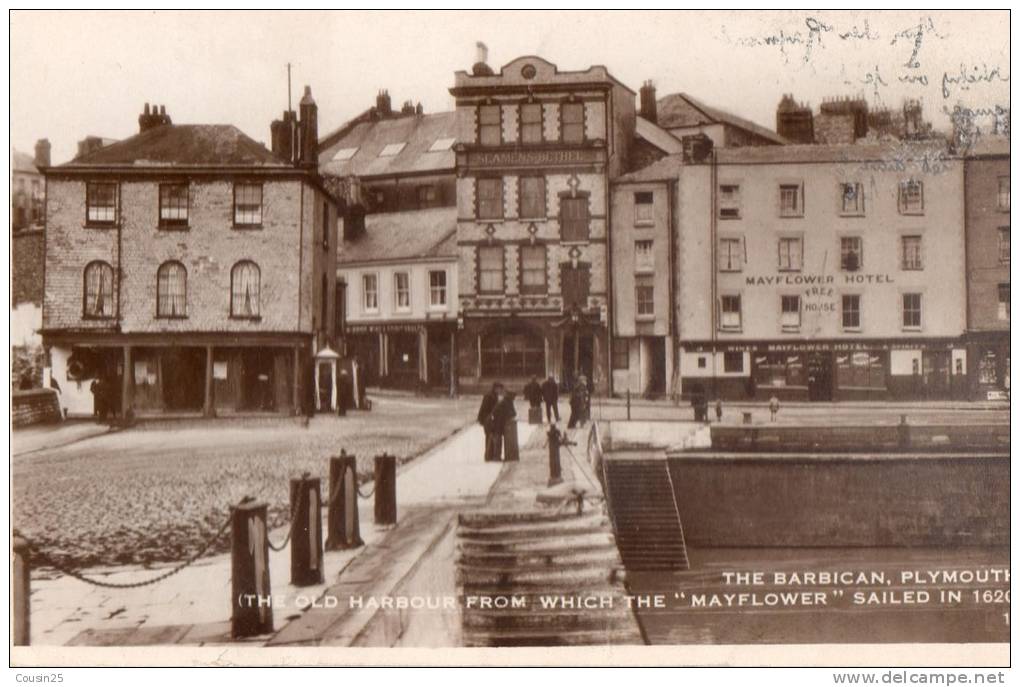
(568, 375), (590, 429)
(493, 391), (518, 461)
(477, 382), (505, 462)
(769, 395), (780, 422)
(715, 399), (723, 423)
(541, 375), (560, 423)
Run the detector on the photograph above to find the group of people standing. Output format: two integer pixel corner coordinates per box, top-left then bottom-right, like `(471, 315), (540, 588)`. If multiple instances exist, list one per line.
(477, 374), (592, 462)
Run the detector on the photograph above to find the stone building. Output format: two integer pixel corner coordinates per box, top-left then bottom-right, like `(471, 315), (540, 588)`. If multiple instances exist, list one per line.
(11, 140), (48, 232)
(41, 95), (339, 418)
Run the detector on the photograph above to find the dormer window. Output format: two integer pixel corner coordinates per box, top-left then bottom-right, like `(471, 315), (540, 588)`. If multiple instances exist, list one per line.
(428, 137), (456, 152)
(379, 143), (406, 157)
(332, 147), (358, 161)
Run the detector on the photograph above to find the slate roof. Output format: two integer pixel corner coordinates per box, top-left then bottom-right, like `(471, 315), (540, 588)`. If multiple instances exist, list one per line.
(318, 111), (457, 179)
(58, 124), (289, 168)
(658, 93), (788, 145)
(616, 154), (684, 183)
(635, 117), (683, 154)
(337, 207), (457, 266)
(12, 149), (38, 174)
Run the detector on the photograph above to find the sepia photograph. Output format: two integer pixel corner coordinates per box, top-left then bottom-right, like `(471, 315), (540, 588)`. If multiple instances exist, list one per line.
(7, 8), (1011, 673)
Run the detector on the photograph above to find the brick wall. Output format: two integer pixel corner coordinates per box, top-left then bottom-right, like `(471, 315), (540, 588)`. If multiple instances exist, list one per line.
(12, 388), (62, 427)
(965, 156), (1010, 331)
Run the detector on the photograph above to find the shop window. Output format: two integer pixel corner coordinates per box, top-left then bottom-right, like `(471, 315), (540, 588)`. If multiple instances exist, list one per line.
(902, 293), (922, 329)
(478, 104), (501, 146)
(998, 283), (1010, 320)
(394, 272), (410, 311)
(779, 183), (803, 217)
(429, 270), (447, 307)
(560, 102), (585, 144)
(480, 329), (545, 378)
(901, 236), (923, 270)
(519, 176), (546, 219)
(233, 183), (263, 226)
(836, 351), (886, 389)
(998, 176), (1010, 211)
(840, 236), (863, 271)
(723, 351), (743, 373)
(718, 237), (743, 272)
(634, 239), (654, 273)
(780, 295), (800, 331)
(719, 184), (741, 219)
(841, 294), (861, 330)
(86, 182), (118, 224)
(477, 178), (504, 219)
(999, 227), (1010, 264)
(753, 353), (806, 388)
(477, 246), (504, 294)
(720, 295), (741, 331)
(83, 260), (115, 318)
(159, 183), (189, 226)
(230, 261), (261, 318)
(634, 191), (654, 224)
(979, 351), (998, 385)
(362, 273), (378, 313)
(611, 338), (629, 370)
(519, 245), (547, 295)
(156, 261), (187, 318)
(840, 182), (864, 216)
(560, 195), (590, 242)
(898, 179), (924, 215)
(778, 237), (802, 271)
(519, 103), (543, 144)
(635, 276), (654, 317)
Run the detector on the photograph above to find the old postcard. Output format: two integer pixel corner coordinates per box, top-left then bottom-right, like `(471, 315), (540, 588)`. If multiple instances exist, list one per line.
(9, 9), (1011, 670)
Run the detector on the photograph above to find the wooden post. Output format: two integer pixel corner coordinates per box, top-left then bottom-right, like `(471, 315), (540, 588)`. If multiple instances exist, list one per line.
(419, 328), (428, 385)
(231, 499), (273, 638)
(374, 453), (397, 526)
(449, 329), (457, 398)
(13, 536), (29, 646)
(121, 345), (133, 420)
(289, 475), (324, 586)
(326, 451), (363, 550)
(204, 346), (215, 417)
(291, 347), (301, 416)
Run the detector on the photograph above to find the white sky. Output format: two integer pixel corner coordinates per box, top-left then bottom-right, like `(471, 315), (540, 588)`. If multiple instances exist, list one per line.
(10, 10), (1010, 164)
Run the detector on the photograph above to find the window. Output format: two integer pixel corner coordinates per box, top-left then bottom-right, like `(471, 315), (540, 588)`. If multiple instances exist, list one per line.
(999, 227), (1010, 264)
(560, 102), (584, 144)
(478, 104), (501, 146)
(998, 176), (1010, 211)
(230, 261), (261, 318)
(518, 176), (546, 218)
(83, 261), (115, 318)
(719, 184), (741, 219)
(520, 103), (543, 144)
(86, 182), (117, 224)
(902, 293), (922, 329)
(841, 294), (861, 330)
(234, 183), (263, 226)
(476, 178), (503, 219)
(560, 263), (591, 310)
(612, 338), (629, 370)
(635, 191), (654, 224)
(840, 236), (863, 271)
(779, 183), (803, 217)
(723, 351), (744, 373)
(331, 147), (358, 161)
(720, 295), (741, 331)
(998, 283), (1010, 320)
(697, 356), (707, 369)
(718, 237), (743, 272)
(417, 185), (438, 209)
(480, 328), (545, 378)
(159, 183), (188, 226)
(840, 182), (864, 215)
(378, 142), (405, 157)
(634, 239), (654, 273)
(362, 273), (378, 312)
(429, 270), (447, 307)
(519, 245), (547, 295)
(428, 138), (456, 152)
(560, 196), (590, 242)
(901, 235), (922, 270)
(753, 353), (806, 388)
(635, 276), (654, 317)
(898, 179), (924, 214)
(156, 261), (187, 317)
(477, 246), (504, 293)
(780, 295), (801, 331)
(778, 237), (803, 272)
(394, 272), (410, 310)
(836, 351), (886, 390)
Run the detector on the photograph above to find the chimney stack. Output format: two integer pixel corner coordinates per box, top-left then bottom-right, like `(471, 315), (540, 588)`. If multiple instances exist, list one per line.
(639, 80), (657, 124)
(139, 103), (171, 133)
(472, 41), (494, 76)
(298, 85), (318, 167)
(776, 94), (815, 144)
(34, 139), (51, 168)
(376, 89), (392, 117)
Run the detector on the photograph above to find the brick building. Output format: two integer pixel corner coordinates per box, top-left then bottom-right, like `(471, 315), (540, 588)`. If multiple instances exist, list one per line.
(12, 140), (48, 232)
(963, 137), (1010, 399)
(42, 95), (339, 418)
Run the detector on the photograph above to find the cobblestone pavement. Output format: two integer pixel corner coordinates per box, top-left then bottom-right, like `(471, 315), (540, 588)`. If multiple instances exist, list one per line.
(13, 396), (474, 569)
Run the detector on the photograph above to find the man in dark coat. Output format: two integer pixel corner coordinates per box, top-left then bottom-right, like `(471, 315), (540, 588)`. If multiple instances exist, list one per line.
(477, 382), (504, 462)
(568, 375), (590, 429)
(541, 375), (560, 423)
(523, 376), (542, 409)
(493, 391), (518, 461)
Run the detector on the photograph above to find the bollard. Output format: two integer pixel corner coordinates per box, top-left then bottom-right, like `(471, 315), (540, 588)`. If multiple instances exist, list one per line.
(13, 536), (29, 646)
(626, 389), (631, 421)
(374, 453), (397, 526)
(503, 418), (520, 462)
(326, 451), (363, 550)
(547, 426), (563, 487)
(290, 474), (324, 587)
(231, 498), (273, 639)
(897, 414), (910, 450)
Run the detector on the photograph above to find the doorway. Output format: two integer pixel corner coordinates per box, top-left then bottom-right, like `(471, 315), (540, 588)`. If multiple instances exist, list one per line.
(807, 353), (833, 401)
(561, 332), (594, 390)
(647, 337), (667, 396)
(922, 350), (951, 399)
(161, 347), (205, 411)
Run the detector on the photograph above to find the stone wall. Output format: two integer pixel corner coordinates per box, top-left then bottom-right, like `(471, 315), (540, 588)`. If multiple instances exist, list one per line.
(12, 388), (62, 427)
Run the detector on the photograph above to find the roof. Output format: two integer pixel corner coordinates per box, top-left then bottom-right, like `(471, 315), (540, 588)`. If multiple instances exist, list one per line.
(58, 124), (289, 168)
(658, 93), (789, 145)
(713, 140), (951, 165)
(962, 136), (1010, 158)
(12, 149), (38, 174)
(319, 111), (457, 179)
(616, 154), (684, 183)
(635, 117), (683, 154)
(338, 207), (458, 266)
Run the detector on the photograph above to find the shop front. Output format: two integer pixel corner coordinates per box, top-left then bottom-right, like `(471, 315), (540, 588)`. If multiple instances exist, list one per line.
(966, 332), (1011, 400)
(343, 321), (456, 392)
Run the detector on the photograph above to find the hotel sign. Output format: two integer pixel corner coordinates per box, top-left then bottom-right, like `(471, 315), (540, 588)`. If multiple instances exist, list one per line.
(465, 147), (604, 169)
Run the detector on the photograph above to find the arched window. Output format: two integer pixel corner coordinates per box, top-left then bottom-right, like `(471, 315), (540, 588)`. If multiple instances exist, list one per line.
(83, 261), (115, 318)
(157, 261), (187, 317)
(231, 261), (260, 318)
